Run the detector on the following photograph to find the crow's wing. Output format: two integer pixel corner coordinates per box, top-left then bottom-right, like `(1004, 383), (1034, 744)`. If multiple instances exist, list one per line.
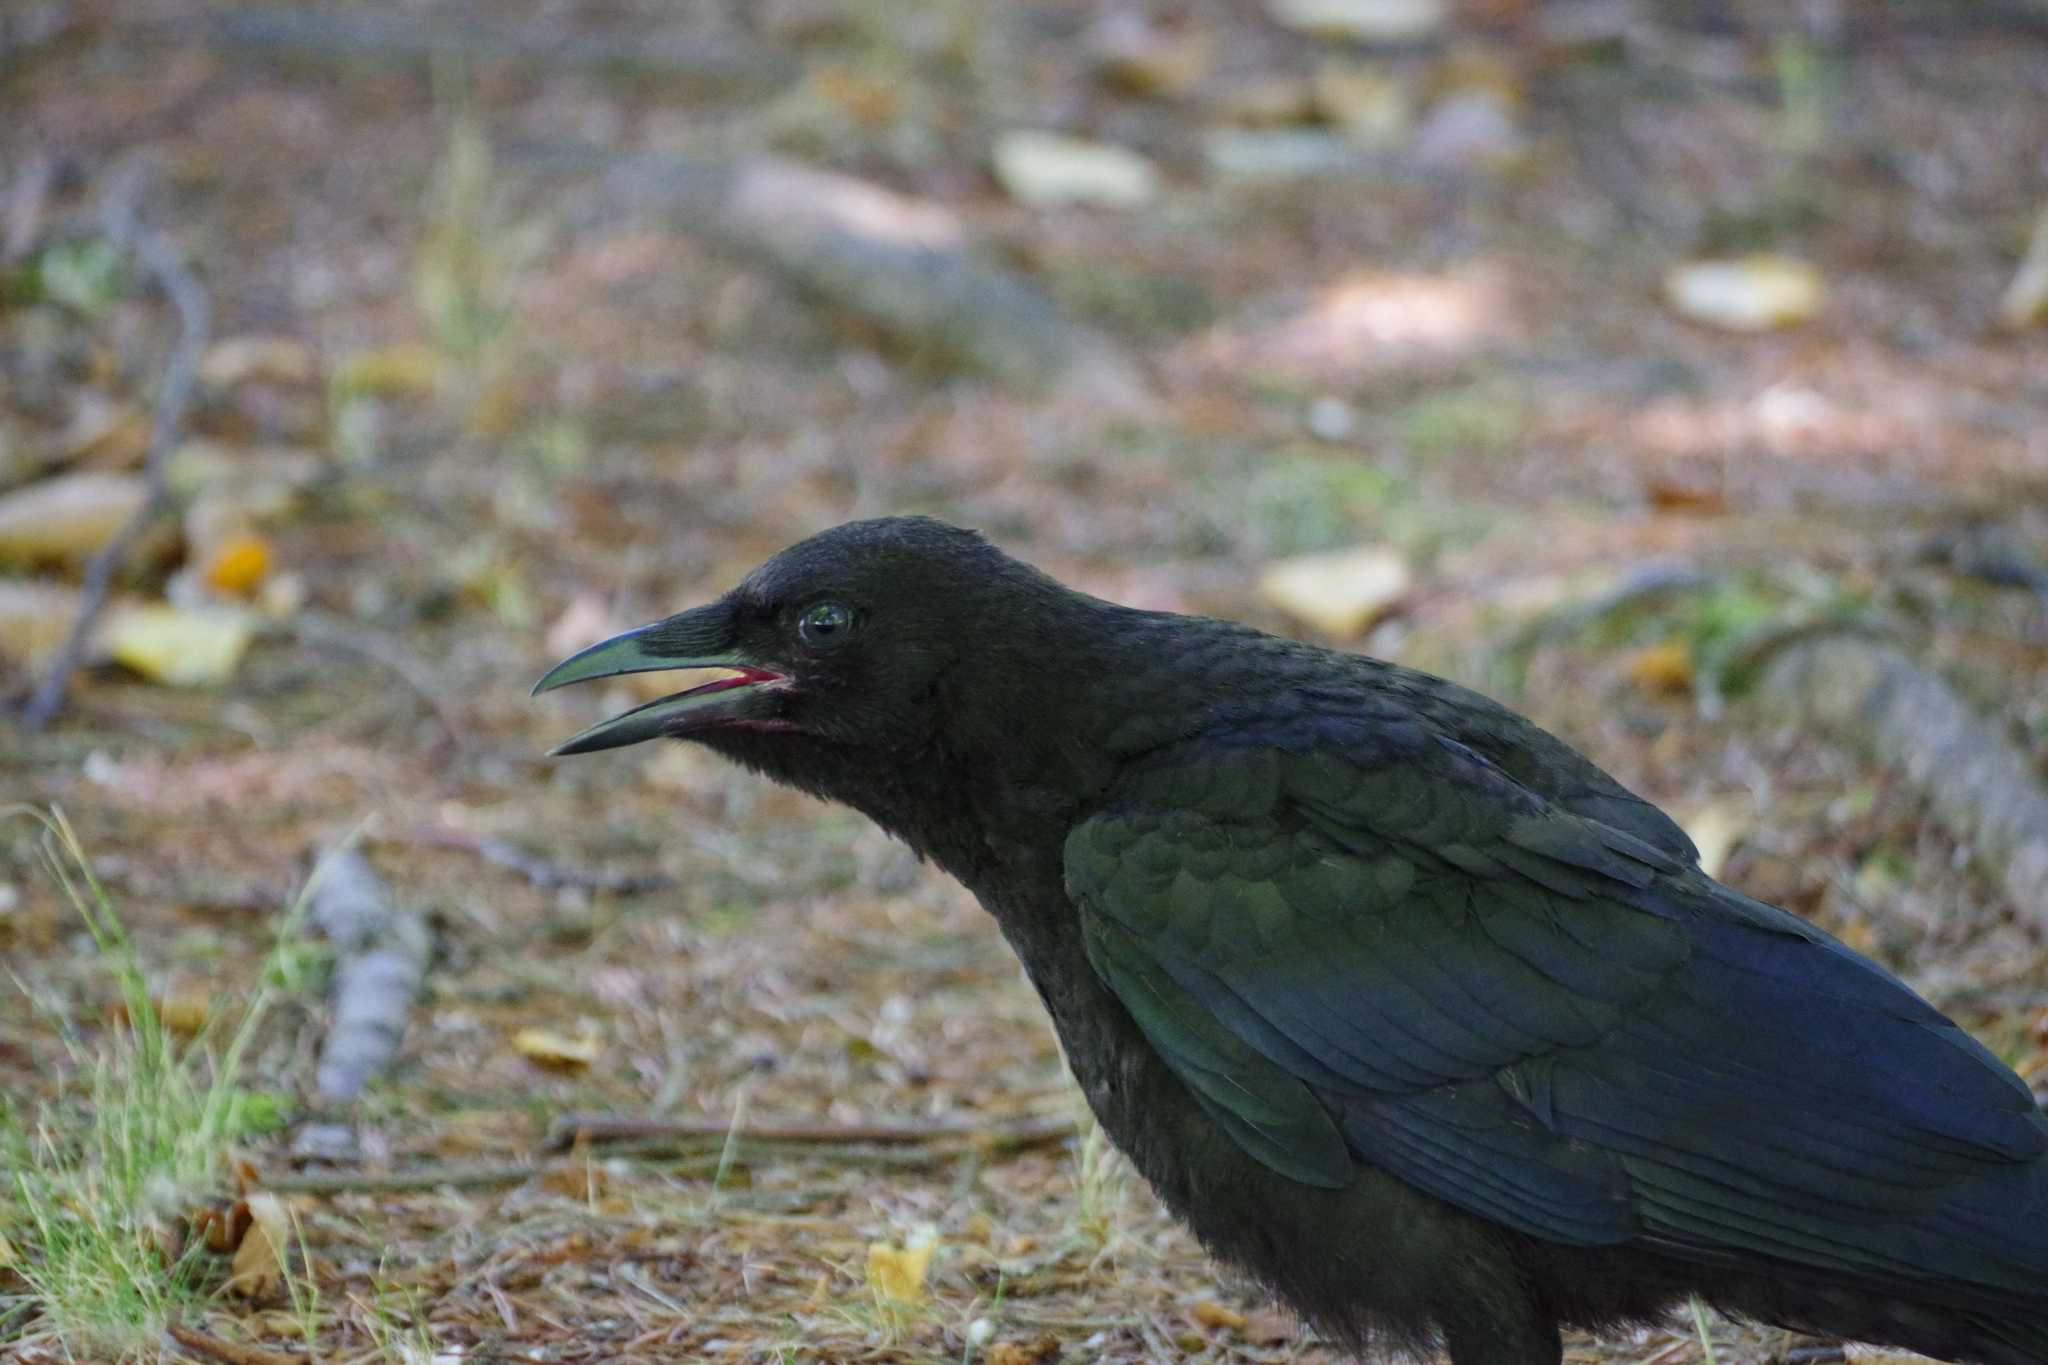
(1065, 729), (2048, 1299)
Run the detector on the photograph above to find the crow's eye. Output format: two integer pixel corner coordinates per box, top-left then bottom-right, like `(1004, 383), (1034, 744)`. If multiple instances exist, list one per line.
(797, 601), (854, 648)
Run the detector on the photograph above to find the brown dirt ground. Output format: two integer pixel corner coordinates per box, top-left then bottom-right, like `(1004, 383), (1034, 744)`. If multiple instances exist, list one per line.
(4, 2), (2048, 1361)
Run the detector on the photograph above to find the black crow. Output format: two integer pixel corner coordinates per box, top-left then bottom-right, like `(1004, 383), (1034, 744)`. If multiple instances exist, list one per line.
(535, 516), (2048, 1364)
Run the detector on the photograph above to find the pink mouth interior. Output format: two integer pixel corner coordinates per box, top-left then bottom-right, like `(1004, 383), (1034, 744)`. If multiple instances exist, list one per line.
(674, 665), (784, 699)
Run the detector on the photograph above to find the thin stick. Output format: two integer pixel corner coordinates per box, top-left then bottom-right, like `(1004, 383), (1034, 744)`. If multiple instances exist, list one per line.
(260, 1121), (1076, 1196)
(260, 1160), (542, 1196)
(541, 1111), (1076, 1154)
(408, 824), (675, 895)
(21, 174), (209, 732)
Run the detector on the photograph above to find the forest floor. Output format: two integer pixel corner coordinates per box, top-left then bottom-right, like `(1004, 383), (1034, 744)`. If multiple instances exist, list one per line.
(4, 1), (2048, 1361)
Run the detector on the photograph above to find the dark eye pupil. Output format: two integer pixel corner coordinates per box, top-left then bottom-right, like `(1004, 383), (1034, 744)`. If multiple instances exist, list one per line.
(802, 604), (850, 641)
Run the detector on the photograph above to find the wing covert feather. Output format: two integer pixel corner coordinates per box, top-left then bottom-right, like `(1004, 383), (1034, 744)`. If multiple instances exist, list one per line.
(1064, 728), (2048, 1297)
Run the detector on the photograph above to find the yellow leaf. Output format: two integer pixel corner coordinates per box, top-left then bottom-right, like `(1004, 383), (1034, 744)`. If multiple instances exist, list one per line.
(1998, 203), (2048, 330)
(157, 990), (212, 1037)
(1190, 1299), (1248, 1332)
(0, 473), (147, 567)
(865, 1226), (937, 1305)
(1257, 546), (1411, 638)
(512, 1026), (600, 1071)
(1664, 255), (1823, 332)
(331, 343), (442, 400)
(1675, 798), (1751, 881)
(100, 604), (256, 688)
(226, 1192), (290, 1298)
(200, 335), (316, 388)
(204, 532), (275, 596)
(1621, 640), (1695, 696)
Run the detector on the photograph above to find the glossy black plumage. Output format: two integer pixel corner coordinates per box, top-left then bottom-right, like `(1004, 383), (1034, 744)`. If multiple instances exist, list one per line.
(537, 516), (2048, 1364)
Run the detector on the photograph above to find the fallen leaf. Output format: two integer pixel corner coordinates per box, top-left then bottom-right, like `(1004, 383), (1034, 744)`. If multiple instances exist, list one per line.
(1215, 76), (1318, 127)
(331, 343), (441, 400)
(1998, 202), (2048, 330)
(225, 1191), (291, 1298)
(0, 580), (86, 669)
(865, 1225), (937, 1305)
(1645, 478), (1729, 515)
(992, 131), (1160, 209)
(100, 604), (256, 687)
(158, 990), (213, 1036)
(201, 335), (316, 388)
(56, 395), (151, 468)
(204, 532), (274, 596)
(1267, 0), (1447, 42)
(0, 472), (146, 567)
(1621, 639), (1694, 696)
(512, 1025), (601, 1071)
(1258, 545), (1411, 637)
(1675, 798), (1752, 880)
(984, 1336), (1064, 1365)
(1313, 61), (1409, 143)
(810, 63), (902, 129)
(1664, 255), (1823, 332)
(1241, 1306), (1297, 1345)
(1089, 11), (1213, 97)
(1190, 1299), (1248, 1332)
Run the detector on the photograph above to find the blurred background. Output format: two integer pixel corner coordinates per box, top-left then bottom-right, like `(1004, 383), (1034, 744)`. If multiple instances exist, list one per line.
(4, 1), (2048, 1361)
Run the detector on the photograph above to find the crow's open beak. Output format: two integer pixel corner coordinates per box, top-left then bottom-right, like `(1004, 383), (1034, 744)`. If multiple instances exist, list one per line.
(531, 602), (785, 755)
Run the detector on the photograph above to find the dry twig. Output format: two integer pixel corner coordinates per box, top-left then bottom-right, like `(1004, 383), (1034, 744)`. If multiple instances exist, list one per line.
(541, 1110), (1076, 1154)
(20, 173), (209, 732)
(409, 825), (675, 895)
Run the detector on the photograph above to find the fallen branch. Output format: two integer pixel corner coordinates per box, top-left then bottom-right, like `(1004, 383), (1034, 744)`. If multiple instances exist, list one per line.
(541, 1110), (1076, 1154)
(309, 847), (430, 1104)
(1753, 629), (2048, 932)
(409, 825), (675, 895)
(20, 173), (208, 732)
(592, 152), (1152, 406)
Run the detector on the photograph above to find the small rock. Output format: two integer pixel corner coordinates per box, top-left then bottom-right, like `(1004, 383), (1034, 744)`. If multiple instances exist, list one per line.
(1415, 89), (1523, 167)
(1204, 128), (1354, 178)
(1267, 0), (1447, 43)
(289, 1121), (362, 1163)
(1306, 395), (1358, 441)
(1258, 545), (1411, 637)
(992, 130), (1161, 209)
(1664, 255), (1823, 332)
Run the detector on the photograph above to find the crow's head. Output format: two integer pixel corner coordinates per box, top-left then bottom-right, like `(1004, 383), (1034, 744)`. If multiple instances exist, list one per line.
(534, 516), (1047, 758)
